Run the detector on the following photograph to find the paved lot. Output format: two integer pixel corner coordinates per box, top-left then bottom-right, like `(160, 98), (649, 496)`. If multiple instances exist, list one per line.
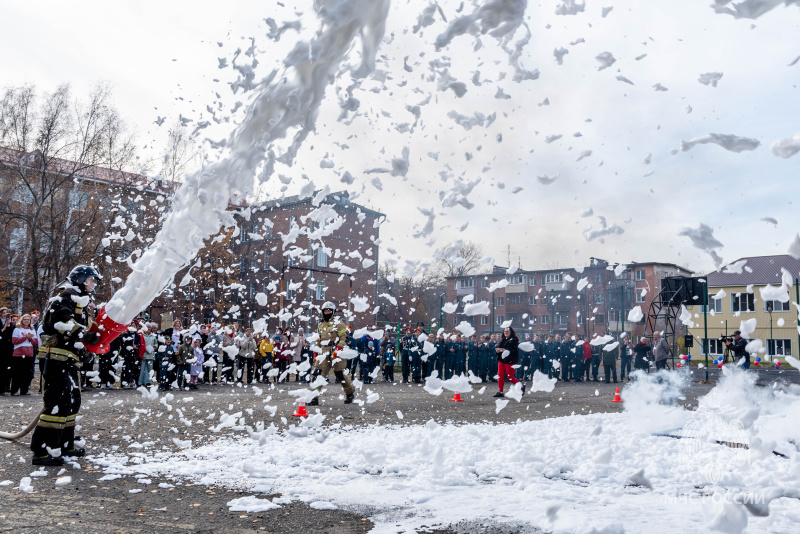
(1, 367), (796, 533)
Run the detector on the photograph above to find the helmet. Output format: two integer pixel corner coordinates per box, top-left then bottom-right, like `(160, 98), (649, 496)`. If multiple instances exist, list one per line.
(321, 301), (336, 312)
(67, 264), (102, 292)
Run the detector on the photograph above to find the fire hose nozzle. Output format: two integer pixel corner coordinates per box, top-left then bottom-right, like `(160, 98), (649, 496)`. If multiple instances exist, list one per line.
(83, 306), (129, 354)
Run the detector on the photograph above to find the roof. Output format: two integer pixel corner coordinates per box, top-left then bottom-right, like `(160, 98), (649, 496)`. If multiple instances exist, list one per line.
(446, 260), (692, 280)
(706, 255), (800, 287)
(254, 190), (384, 218)
(0, 147), (177, 194)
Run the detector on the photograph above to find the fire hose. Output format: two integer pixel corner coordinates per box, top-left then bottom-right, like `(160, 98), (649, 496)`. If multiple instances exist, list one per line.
(0, 410), (44, 440)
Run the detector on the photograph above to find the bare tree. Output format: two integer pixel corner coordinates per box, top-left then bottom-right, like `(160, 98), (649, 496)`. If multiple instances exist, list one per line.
(159, 121), (203, 182)
(0, 82), (139, 312)
(432, 240), (488, 279)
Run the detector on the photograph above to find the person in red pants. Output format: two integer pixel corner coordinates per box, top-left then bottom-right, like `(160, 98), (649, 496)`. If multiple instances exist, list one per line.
(493, 326), (525, 398)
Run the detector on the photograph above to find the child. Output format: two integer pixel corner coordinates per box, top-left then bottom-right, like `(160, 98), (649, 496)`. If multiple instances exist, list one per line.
(382, 344), (395, 382)
(364, 340), (378, 384)
(258, 334), (274, 383)
(159, 337), (174, 390)
(175, 336), (193, 390)
(188, 335), (204, 389)
(139, 324), (157, 387)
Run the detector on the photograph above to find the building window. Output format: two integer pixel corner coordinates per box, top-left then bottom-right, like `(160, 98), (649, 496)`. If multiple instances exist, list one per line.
(480, 278), (488, 288)
(767, 339), (792, 356)
(480, 316), (488, 326)
(508, 295), (522, 305)
(496, 315), (504, 325)
(481, 297), (488, 303)
(594, 273), (603, 283)
(250, 282), (258, 300)
(528, 295), (537, 306)
(595, 294), (605, 304)
(635, 269), (646, 281)
(577, 313), (583, 325)
(317, 247), (328, 268)
(529, 276), (536, 287)
(608, 310), (619, 322)
(459, 279), (476, 288)
(540, 315), (549, 325)
(703, 338), (724, 356)
(636, 290), (646, 303)
(263, 222), (273, 238)
(545, 273), (562, 283)
(700, 299), (723, 314)
(731, 293), (755, 313)
(496, 297), (504, 307)
(595, 314), (605, 324)
(764, 299), (791, 312)
(508, 274), (526, 285)
(315, 282), (326, 301)
(557, 315), (569, 325)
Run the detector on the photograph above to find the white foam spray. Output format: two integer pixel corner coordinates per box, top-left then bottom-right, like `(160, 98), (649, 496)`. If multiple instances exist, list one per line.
(105, 0), (390, 324)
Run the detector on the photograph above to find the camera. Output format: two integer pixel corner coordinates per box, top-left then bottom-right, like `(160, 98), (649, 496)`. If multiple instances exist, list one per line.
(719, 336), (732, 344)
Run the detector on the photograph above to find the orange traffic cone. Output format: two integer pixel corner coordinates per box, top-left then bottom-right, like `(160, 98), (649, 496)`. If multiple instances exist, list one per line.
(292, 402), (309, 417)
(450, 393), (465, 402)
(611, 387), (622, 403)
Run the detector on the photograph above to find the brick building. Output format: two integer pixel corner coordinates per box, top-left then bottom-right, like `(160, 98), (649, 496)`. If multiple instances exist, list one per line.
(686, 254), (800, 363)
(147, 190), (384, 331)
(0, 148), (170, 313)
(444, 258), (691, 340)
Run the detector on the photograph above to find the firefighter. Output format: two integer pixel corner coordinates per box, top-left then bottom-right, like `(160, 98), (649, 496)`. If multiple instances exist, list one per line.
(309, 302), (355, 405)
(30, 265), (102, 466)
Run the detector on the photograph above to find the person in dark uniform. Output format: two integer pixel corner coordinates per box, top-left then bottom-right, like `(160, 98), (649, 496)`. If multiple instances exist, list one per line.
(467, 335), (479, 378)
(444, 334), (457, 379)
(633, 337), (652, 372)
(562, 333), (575, 381)
(619, 340), (633, 381)
(544, 334), (556, 379)
(0, 313), (18, 395)
(725, 330), (749, 369)
(591, 335), (602, 381)
(400, 327), (413, 383)
(410, 327), (423, 383)
(380, 333), (394, 382)
(477, 335), (490, 382)
(30, 265), (102, 466)
(533, 335), (545, 374)
(518, 335), (531, 380)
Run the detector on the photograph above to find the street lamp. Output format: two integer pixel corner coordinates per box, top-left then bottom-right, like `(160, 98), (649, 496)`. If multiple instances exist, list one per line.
(766, 301), (773, 360)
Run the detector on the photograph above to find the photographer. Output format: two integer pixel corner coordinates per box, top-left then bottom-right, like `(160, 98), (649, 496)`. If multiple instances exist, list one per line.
(724, 330), (749, 369)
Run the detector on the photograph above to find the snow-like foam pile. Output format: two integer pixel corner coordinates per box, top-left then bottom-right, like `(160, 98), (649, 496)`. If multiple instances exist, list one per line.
(90, 368), (800, 533)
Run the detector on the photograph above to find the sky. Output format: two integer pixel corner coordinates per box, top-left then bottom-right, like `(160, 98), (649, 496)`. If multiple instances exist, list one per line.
(2, 0), (799, 277)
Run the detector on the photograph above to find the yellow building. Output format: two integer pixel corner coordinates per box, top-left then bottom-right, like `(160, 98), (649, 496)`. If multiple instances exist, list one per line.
(687, 255), (800, 365)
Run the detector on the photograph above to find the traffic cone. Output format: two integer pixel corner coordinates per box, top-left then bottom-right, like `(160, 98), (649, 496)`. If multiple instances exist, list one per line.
(611, 387), (622, 403)
(292, 402), (309, 417)
(450, 393), (465, 402)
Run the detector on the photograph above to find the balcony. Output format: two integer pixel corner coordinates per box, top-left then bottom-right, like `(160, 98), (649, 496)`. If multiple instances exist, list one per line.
(456, 286), (477, 297)
(505, 283), (527, 294)
(546, 281), (571, 292)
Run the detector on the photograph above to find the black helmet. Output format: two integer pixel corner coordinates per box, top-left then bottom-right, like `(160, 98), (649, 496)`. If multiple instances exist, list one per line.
(67, 264), (102, 292)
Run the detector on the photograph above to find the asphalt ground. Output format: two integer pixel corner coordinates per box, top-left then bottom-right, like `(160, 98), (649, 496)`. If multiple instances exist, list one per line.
(1, 365), (797, 533)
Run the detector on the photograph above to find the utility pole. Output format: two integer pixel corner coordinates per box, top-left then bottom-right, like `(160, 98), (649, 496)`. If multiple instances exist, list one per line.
(703, 280), (709, 382)
(439, 293), (444, 336)
(549, 289), (555, 336)
(491, 293), (496, 334)
(767, 301), (774, 360)
(796, 279), (800, 360)
(620, 285), (625, 339)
